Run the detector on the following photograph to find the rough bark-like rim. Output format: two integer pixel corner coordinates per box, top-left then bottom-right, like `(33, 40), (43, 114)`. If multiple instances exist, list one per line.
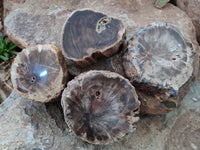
(61, 70), (140, 145)
(11, 44), (68, 103)
(60, 8), (126, 67)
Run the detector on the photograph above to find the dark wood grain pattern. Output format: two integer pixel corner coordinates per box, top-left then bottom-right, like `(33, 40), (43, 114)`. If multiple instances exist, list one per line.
(66, 51), (125, 77)
(61, 9), (125, 67)
(11, 44), (68, 103)
(123, 22), (197, 114)
(61, 70), (140, 144)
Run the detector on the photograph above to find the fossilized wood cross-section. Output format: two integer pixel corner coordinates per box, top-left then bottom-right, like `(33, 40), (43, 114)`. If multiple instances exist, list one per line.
(61, 70), (140, 144)
(123, 22), (198, 114)
(61, 9), (125, 67)
(11, 44), (68, 103)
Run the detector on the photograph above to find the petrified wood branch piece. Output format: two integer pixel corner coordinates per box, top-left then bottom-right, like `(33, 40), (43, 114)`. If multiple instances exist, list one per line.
(11, 44), (68, 103)
(61, 70), (140, 144)
(123, 22), (197, 114)
(61, 9), (125, 67)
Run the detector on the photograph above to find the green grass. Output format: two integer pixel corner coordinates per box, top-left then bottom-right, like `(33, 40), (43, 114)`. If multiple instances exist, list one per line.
(0, 94), (2, 104)
(155, 0), (169, 7)
(0, 36), (17, 62)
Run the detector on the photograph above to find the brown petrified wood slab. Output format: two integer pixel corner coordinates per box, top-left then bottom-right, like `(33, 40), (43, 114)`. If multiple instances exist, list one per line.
(123, 22), (198, 114)
(61, 70), (140, 145)
(61, 9), (125, 67)
(11, 44), (68, 103)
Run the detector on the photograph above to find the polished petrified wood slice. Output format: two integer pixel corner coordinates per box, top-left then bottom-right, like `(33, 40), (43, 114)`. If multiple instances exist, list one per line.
(123, 22), (197, 114)
(61, 9), (125, 67)
(61, 70), (140, 144)
(11, 44), (68, 103)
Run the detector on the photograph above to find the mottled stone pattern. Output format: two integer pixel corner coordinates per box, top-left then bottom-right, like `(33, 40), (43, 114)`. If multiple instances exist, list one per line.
(176, 0), (200, 44)
(3, 0), (26, 18)
(123, 22), (197, 114)
(3, 0), (199, 77)
(0, 0), (3, 31)
(61, 71), (140, 144)
(11, 44), (68, 102)
(4, 0), (198, 50)
(0, 91), (75, 150)
(164, 112), (200, 150)
(1, 0), (200, 149)
(61, 9), (125, 67)
(1, 76), (200, 149)
(4, 12), (57, 48)
(124, 22), (194, 92)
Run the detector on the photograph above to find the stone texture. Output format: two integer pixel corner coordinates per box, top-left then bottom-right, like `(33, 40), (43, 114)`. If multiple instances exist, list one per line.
(123, 22), (199, 114)
(3, 0), (199, 76)
(0, 91), (72, 150)
(0, 0), (3, 31)
(0, 58), (14, 103)
(0, 78), (12, 103)
(1, 0), (200, 149)
(0, 73), (200, 149)
(164, 112), (200, 150)
(3, 0), (26, 18)
(3, 0), (198, 50)
(176, 0), (200, 44)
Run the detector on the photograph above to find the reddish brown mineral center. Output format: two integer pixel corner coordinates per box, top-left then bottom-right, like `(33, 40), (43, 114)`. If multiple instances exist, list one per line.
(61, 70), (140, 144)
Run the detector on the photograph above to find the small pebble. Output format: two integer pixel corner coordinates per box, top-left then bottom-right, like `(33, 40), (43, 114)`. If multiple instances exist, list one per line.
(192, 97), (198, 102)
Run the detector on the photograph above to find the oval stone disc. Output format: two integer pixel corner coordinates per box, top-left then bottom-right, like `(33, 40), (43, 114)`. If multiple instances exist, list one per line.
(11, 44), (68, 102)
(123, 22), (196, 114)
(61, 9), (125, 67)
(61, 70), (140, 144)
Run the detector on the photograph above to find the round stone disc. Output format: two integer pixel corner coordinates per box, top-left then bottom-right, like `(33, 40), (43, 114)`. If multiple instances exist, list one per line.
(123, 22), (196, 114)
(61, 70), (140, 144)
(11, 44), (68, 102)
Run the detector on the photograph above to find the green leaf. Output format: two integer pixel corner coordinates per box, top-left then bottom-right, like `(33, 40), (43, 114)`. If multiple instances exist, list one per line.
(8, 43), (16, 51)
(0, 36), (3, 42)
(0, 37), (5, 50)
(155, 0), (169, 8)
(10, 50), (18, 55)
(0, 37), (17, 61)
(0, 94), (2, 104)
(5, 40), (10, 47)
(3, 52), (10, 58)
(0, 55), (9, 61)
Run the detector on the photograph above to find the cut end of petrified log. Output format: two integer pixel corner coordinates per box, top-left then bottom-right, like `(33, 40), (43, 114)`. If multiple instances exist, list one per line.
(11, 44), (68, 103)
(61, 9), (125, 67)
(123, 22), (196, 114)
(61, 70), (140, 145)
